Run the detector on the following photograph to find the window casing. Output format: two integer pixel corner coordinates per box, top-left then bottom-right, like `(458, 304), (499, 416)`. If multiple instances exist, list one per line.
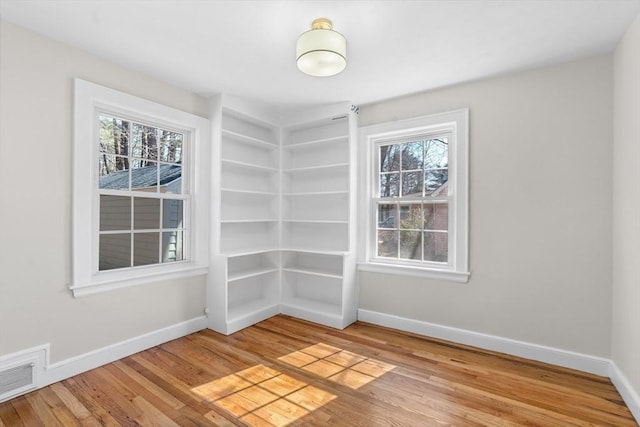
(72, 79), (209, 297)
(359, 109), (469, 282)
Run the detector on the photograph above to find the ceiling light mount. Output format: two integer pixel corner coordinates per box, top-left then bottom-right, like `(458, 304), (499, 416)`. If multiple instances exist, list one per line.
(296, 17), (347, 77)
(311, 18), (333, 30)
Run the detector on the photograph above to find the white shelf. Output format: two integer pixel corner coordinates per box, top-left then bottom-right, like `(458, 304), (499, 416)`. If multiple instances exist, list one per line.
(282, 267), (342, 280)
(283, 135), (347, 150)
(282, 190), (348, 196)
(228, 299), (280, 328)
(280, 248), (348, 256)
(229, 298), (278, 316)
(222, 129), (278, 148)
(281, 297), (342, 317)
(221, 219), (278, 223)
(222, 188), (278, 196)
(280, 299), (347, 330)
(282, 163), (349, 173)
(224, 248), (281, 257)
(282, 219), (348, 224)
(228, 267), (279, 282)
(221, 158), (279, 172)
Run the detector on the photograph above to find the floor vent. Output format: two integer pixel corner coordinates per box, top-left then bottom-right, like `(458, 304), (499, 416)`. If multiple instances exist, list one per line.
(0, 345), (48, 403)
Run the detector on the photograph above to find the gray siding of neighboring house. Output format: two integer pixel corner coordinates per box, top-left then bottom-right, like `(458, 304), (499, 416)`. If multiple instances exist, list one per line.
(99, 178), (183, 270)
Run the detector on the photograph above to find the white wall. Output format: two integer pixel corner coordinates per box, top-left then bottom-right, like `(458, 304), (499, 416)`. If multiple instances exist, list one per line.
(0, 21), (208, 363)
(613, 13), (640, 404)
(359, 55), (614, 357)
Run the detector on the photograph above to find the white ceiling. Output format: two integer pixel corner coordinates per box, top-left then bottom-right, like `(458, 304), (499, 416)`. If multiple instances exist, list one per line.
(2, 0), (639, 113)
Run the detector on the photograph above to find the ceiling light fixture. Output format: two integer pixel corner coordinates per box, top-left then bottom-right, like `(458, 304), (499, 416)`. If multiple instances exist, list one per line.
(296, 18), (347, 77)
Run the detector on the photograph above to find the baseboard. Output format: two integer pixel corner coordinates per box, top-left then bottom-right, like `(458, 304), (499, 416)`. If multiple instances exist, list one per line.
(610, 361), (640, 423)
(357, 309), (611, 376)
(43, 315), (207, 387)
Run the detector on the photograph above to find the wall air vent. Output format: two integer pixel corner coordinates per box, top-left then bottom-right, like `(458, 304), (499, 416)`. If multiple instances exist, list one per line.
(0, 363), (35, 396)
(0, 345), (48, 403)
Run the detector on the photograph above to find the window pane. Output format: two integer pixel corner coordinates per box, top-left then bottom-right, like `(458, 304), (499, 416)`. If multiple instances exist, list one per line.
(401, 141), (423, 170)
(134, 198), (160, 230)
(423, 203), (435, 229)
(425, 169), (448, 193)
(163, 199), (184, 229)
(435, 203), (449, 231)
(401, 171), (423, 196)
(400, 230), (421, 260)
(159, 164), (182, 194)
(379, 173), (399, 197)
(99, 233), (131, 270)
(131, 123), (158, 160)
(99, 155), (129, 190)
(162, 231), (183, 262)
(134, 232), (160, 266)
(399, 204), (422, 230)
(424, 231), (448, 262)
(377, 230), (398, 258)
(380, 145), (400, 172)
(377, 204), (397, 229)
(424, 202), (449, 231)
(130, 161), (158, 191)
(424, 138), (448, 169)
(99, 115), (130, 156)
(100, 195), (131, 231)
(159, 129), (183, 163)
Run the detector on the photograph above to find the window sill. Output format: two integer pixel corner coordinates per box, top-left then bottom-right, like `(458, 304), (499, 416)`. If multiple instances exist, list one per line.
(70, 264), (209, 298)
(358, 262), (470, 283)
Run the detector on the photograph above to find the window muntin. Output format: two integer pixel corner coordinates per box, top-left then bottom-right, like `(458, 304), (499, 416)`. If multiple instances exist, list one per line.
(374, 135), (451, 265)
(97, 113), (187, 271)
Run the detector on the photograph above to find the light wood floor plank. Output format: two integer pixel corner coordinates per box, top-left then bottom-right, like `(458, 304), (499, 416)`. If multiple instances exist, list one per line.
(0, 315), (635, 426)
(0, 399), (23, 427)
(49, 382), (94, 423)
(10, 396), (45, 426)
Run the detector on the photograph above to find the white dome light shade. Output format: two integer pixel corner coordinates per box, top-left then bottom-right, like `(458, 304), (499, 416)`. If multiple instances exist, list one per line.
(296, 18), (347, 77)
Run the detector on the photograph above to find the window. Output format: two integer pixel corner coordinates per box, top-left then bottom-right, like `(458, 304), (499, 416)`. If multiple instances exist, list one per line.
(72, 79), (209, 297)
(98, 115), (186, 270)
(359, 109), (469, 282)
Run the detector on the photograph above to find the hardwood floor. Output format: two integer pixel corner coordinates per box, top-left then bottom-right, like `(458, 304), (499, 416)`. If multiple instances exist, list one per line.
(0, 315), (636, 426)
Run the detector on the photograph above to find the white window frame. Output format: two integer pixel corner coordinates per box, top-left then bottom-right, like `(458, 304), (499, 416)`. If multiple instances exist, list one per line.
(72, 79), (210, 297)
(358, 109), (469, 282)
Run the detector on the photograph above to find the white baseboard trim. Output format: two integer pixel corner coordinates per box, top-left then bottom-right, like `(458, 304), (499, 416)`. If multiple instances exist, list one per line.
(610, 361), (640, 423)
(43, 315), (207, 387)
(357, 309), (611, 376)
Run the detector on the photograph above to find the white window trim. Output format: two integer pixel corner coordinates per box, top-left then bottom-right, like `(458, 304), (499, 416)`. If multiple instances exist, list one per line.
(72, 79), (210, 297)
(358, 109), (470, 283)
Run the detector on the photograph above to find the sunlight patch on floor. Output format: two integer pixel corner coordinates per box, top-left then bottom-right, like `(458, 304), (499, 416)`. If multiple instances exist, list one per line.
(191, 343), (394, 425)
(192, 364), (336, 427)
(278, 343), (396, 389)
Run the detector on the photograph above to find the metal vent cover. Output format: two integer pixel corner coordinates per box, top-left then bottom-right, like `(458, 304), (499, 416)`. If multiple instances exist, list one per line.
(0, 345), (47, 403)
(0, 363), (35, 396)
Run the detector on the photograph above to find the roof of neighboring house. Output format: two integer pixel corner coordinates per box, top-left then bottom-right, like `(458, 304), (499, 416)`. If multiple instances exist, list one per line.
(99, 163), (181, 190)
(401, 181), (449, 198)
(431, 181), (448, 197)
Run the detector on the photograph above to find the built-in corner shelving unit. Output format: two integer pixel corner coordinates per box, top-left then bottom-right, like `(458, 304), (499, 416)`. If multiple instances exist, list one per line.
(208, 95), (357, 334)
(279, 109), (357, 329)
